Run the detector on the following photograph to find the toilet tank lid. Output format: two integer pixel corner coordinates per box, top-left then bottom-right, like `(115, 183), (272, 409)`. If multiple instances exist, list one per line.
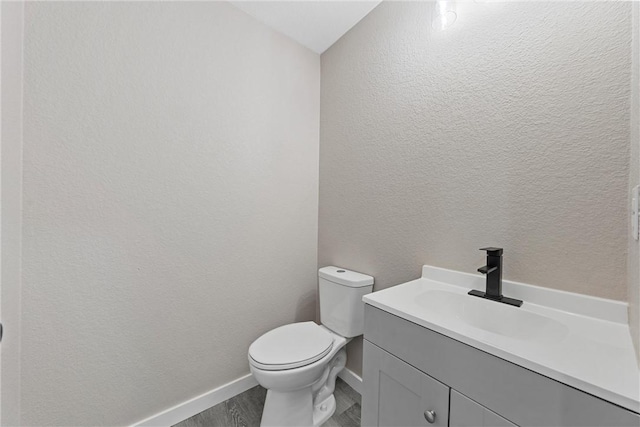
(318, 266), (374, 287)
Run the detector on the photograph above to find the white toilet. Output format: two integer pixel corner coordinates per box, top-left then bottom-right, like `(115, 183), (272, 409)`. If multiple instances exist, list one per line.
(248, 266), (374, 427)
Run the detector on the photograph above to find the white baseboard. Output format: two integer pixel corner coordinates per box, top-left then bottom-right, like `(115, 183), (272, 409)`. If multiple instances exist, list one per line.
(131, 368), (362, 427)
(132, 373), (258, 427)
(338, 367), (363, 395)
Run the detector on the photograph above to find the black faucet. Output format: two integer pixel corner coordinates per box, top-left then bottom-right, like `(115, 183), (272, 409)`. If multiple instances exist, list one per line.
(468, 247), (523, 307)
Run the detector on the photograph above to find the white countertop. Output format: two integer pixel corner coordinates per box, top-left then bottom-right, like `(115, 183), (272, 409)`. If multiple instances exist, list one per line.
(363, 265), (640, 414)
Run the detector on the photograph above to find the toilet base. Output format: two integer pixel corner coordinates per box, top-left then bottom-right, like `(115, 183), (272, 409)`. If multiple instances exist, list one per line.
(312, 394), (336, 426)
(260, 389), (337, 427)
(261, 388), (313, 426)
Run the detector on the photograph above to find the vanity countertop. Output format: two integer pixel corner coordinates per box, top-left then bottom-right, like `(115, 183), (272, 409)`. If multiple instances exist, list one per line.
(363, 265), (640, 414)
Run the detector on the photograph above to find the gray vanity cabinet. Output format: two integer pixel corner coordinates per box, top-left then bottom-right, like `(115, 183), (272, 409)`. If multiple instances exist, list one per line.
(362, 305), (640, 427)
(362, 340), (450, 427)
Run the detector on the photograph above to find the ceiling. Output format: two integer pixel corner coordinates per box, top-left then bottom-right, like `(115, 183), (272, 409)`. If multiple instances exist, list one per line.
(229, 1), (381, 54)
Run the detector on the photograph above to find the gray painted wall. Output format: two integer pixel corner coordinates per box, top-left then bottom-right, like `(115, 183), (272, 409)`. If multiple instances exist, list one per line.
(21, 2), (319, 425)
(630, 2), (640, 365)
(1, 2), (25, 425)
(319, 1), (632, 375)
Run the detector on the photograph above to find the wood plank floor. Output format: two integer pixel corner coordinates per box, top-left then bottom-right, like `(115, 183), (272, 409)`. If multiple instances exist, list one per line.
(173, 378), (361, 427)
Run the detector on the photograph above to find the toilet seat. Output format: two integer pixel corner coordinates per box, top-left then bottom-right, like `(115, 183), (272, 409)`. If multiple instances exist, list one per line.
(249, 322), (334, 371)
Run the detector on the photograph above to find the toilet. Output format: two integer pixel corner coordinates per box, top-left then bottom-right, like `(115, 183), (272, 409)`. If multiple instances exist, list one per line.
(248, 266), (374, 427)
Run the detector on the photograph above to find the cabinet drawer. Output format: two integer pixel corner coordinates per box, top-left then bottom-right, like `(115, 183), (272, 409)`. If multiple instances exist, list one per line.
(362, 340), (450, 427)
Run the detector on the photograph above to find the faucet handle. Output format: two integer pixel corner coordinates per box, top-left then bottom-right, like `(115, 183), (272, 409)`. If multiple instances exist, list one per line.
(480, 247), (503, 256)
(478, 265), (498, 275)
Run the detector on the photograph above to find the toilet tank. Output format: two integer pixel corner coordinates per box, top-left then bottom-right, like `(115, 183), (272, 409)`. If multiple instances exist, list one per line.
(318, 266), (374, 338)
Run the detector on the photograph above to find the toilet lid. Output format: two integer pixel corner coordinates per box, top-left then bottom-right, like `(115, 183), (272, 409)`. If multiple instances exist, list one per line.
(249, 322), (334, 371)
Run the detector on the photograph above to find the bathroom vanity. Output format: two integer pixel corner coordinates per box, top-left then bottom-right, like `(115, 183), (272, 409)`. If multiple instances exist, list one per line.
(361, 266), (640, 427)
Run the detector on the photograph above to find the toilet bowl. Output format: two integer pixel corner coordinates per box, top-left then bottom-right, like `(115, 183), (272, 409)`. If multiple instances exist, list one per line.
(249, 323), (349, 426)
(248, 267), (374, 427)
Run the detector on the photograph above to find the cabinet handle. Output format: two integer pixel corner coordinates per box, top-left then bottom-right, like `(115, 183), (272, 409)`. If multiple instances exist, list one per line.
(424, 410), (436, 424)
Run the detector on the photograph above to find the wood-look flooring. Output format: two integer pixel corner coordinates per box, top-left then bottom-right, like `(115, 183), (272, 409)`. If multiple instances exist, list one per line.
(173, 378), (361, 427)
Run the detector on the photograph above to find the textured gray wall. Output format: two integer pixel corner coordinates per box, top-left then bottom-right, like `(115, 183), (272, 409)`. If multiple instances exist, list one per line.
(1, 3), (25, 425)
(319, 1), (631, 375)
(22, 3), (319, 425)
(630, 2), (640, 365)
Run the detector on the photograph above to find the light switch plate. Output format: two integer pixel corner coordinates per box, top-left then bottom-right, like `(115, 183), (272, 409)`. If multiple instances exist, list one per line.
(633, 185), (639, 241)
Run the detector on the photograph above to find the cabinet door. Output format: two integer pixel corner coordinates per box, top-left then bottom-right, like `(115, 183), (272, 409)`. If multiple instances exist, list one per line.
(450, 390), (517, 427)
(362, 340), (450, 427)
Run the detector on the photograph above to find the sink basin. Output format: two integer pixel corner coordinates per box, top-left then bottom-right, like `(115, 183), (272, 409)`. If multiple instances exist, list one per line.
(414, 289), (569, 344)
